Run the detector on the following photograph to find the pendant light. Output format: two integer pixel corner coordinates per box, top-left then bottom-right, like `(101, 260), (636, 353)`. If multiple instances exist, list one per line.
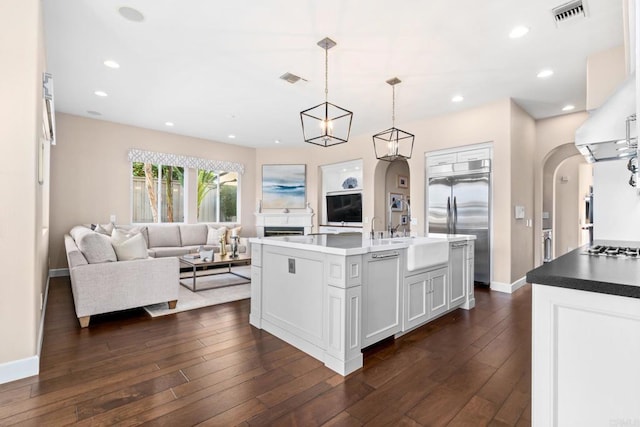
(300, 37), (353, 147)
(373, 77), (414, 161)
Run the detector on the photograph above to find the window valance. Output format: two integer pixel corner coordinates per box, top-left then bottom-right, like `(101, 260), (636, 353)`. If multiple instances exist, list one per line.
(127, 148), (244, 174)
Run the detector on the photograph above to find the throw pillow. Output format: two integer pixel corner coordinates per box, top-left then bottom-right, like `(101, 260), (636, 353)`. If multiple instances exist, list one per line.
(226, 226), (242, 244)
(110, 229), (148, 261)
(206, 226), (227, 246)
(95, 223), (115, 236)
(75, 230), (117, 264)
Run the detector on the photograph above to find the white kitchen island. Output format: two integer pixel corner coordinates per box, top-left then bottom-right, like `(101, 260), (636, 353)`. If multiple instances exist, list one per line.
(249, 233), (475, 375)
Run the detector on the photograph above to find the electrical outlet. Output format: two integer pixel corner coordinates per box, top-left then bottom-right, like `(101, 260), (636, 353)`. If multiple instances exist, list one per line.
(110, 214), (116, 223)
(411, 217), (417, 225)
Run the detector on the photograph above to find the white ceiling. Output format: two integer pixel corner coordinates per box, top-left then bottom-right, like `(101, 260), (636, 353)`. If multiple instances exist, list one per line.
(42, 0), (625, 148)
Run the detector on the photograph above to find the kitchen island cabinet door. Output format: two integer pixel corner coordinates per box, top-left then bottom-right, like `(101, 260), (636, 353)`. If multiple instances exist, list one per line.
(428, 266), (449, 319)
(362, 252), (401, 347)
(449, 242), (467, 308)
(403, 272), (429, 331)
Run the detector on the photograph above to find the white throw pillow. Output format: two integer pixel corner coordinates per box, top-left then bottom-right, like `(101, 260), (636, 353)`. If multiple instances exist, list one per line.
(111, 229), (148, 261)
(206, 226), (227, 245)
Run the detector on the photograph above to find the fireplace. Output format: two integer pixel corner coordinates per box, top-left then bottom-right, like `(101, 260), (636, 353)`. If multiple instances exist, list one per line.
(264, 226), (305, 237)
(255, 211), (314, 237)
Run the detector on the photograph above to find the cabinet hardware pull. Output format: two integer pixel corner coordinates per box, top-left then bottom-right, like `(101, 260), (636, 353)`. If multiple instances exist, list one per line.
(371, 252), (399, 259)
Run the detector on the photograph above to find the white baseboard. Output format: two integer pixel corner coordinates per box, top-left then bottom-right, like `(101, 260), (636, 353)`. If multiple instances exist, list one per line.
(0, 275), (51, 385)
(491, 276), (527, 294)
(49, 268), (69, 277)
(0, 356), (38, 385)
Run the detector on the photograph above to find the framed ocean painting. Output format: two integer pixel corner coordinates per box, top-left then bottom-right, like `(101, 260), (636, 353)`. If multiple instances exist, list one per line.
(262, 164), (306, 209)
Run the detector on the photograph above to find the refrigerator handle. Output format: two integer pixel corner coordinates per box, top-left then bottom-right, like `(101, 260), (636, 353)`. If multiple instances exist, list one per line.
(453, 196), (458, 234)
(446, 197), (451, 234)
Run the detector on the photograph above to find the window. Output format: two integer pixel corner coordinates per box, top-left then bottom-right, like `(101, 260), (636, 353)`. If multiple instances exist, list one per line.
(197, 170), (238, 222)
(128, 149), (244, 224)
(132, 162), (184, 223)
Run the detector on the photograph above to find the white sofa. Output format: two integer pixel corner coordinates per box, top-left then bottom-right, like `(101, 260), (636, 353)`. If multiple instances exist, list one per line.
(64, 229), (179, 328)
(64, 223), (248, 328)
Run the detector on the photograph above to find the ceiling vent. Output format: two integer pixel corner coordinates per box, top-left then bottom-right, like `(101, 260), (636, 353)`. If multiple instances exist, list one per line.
(280, 72), (307, 84)
(552, 0), (588, 27)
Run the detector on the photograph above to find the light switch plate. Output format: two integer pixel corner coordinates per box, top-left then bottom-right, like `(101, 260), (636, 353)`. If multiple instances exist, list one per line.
(110, 214), (116, 223)
(514, 205), (525, 219)
(411, 217), (418, 225)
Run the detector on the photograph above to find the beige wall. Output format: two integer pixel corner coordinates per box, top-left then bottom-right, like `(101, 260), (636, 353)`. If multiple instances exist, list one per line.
(586, 45), (627, 110)
(49, 114), (257, 269)
(509, 101), (536, 281)
(0, 0), (48, 367)
(554, 155), (585, 256)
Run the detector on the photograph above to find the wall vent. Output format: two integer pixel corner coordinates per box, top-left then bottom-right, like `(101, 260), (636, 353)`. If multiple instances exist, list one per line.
(552, 0), (588, 27)
(280, 72), (306, 84)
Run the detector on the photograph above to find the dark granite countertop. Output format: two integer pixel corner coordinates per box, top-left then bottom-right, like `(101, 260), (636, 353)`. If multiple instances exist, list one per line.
(526, 240), (640, 299)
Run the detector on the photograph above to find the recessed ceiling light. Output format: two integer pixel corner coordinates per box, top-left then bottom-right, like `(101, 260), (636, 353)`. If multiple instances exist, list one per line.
(228, 134), (236, 139)
(562, 104), (575, 111)
(537, 69), (554, 78)
(94, 90), (108, 97)
(165, 122), (174, 127)
(274, 139), (280, 144)
(118, 6), (144, 22)
(87, 110), (102, 116)
(103, 60), (120, 69)
(452, 95), (464, 103)
(509, 26), (530, 39)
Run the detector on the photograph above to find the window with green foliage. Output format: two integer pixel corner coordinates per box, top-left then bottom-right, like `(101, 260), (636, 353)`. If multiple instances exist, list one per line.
(197, 170), (238, 222)
(132, 162), (184, 223)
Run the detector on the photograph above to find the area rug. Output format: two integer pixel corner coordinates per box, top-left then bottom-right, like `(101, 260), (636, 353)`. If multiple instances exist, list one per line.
(144, 266), (251, 317)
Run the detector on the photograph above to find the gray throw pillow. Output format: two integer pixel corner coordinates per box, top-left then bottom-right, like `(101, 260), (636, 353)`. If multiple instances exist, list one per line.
(76, 230), (117, 264)
(206, 226), (227, 245)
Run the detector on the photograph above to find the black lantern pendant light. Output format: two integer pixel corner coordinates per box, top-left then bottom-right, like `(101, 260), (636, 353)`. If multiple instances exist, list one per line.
(300, 37), (353, 147)
(373, 77), (414, 161)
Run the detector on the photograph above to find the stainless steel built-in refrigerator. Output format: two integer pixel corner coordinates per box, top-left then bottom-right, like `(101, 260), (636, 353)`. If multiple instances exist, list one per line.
(428, 160), (490, 284)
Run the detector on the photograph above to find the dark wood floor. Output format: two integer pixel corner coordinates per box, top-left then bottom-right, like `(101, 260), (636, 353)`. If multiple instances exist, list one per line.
(0, 278), (531, 426)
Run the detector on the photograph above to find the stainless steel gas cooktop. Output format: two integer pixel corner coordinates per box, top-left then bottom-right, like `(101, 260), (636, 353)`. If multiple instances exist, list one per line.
(584, 245), (640, 258)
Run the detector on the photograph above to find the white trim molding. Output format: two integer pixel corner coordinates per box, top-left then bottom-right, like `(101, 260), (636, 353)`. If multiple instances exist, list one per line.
(128, 148), (245, 174)
(49, 268), (69, 277)
(491, 276), (527, 293)
(0, 356), (39, 385)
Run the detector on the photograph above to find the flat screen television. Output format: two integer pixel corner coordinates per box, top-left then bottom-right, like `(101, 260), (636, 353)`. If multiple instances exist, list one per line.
(326, 192), (362, 224)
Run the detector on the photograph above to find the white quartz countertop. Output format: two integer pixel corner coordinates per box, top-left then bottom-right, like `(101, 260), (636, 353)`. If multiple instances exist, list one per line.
(249, 233), (475, 255)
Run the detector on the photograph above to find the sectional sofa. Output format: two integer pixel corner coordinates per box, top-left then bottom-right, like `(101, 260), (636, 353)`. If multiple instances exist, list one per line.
(64, 222), (248, 327)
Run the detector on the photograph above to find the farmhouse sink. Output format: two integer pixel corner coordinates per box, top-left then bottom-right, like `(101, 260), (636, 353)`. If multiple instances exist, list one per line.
(406, 239), (449, 271)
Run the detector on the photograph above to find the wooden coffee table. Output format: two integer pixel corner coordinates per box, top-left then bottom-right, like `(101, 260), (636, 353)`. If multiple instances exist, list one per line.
(179, 253), (251, 292)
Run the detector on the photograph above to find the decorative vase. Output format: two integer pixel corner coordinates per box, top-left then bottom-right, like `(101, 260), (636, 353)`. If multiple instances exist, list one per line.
(219, 234), (227, 256)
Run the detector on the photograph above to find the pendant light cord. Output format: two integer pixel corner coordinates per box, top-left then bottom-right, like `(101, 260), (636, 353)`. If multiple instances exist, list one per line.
(392, 85), (396, 128)
(325, 46), (329, 103)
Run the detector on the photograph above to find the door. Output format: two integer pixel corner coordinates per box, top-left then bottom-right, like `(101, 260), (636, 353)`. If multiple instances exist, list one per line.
(403, 272), (429, 331)
(451, 172), (490, 284)
(428, 176), (452, 234)
(429, 266), (448, 319)
(449, 242), (467, 308)
(362, 251), (401, 347)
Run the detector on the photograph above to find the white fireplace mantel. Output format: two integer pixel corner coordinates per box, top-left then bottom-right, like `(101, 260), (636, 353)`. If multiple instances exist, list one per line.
(255, 211), (314, 237)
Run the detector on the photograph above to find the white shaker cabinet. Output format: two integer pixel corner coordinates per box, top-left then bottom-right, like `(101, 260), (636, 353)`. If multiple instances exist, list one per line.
(403, 265), (449, 331)
(449, 241), (475, 310)
(362, 250), (402, 347)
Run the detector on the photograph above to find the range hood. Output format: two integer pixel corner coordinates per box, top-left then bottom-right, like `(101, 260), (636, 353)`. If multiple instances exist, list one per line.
(575, 74), (636, 162)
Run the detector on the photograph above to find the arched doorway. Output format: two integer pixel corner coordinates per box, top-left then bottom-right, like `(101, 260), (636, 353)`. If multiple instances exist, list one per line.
(542, 143), (592, 260)
(372, 159), (410, 235)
